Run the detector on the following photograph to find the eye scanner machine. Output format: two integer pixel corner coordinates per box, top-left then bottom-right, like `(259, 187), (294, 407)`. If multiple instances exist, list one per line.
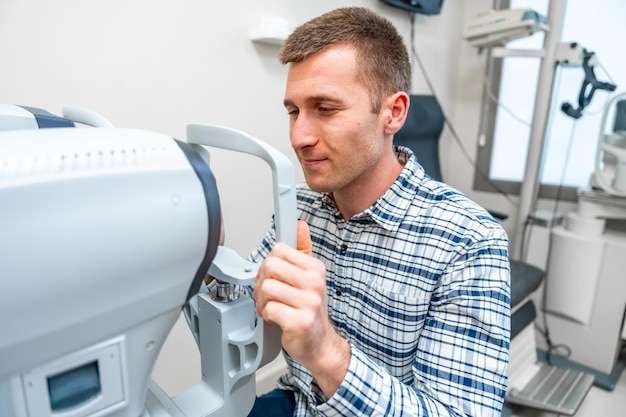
(0, 105), (297, 417)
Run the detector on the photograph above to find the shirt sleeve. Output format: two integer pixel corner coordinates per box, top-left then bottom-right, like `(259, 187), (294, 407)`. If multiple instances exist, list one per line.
(315, 227), (511, 417)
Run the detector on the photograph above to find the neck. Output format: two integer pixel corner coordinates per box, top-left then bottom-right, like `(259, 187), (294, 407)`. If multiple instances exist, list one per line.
(334, 152), (404, 220)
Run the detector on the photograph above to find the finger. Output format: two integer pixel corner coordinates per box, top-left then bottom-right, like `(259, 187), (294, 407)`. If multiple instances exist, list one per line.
(256, 255), (325, 294)
(253, 258), (297, 305)
(260, 299), (299, 329)
(265, 243), (322, 281)
(260, 297), (319, 337)
(297, 220), (312, 255)
(256, 275), (321, 311)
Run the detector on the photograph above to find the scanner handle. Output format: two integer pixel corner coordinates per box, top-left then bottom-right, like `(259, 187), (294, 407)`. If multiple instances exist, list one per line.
(186, 124), (298, 249)
(62, 106), (115, 128)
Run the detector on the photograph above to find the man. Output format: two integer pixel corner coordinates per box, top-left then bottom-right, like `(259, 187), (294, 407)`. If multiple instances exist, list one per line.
(248, 7), (510, 417)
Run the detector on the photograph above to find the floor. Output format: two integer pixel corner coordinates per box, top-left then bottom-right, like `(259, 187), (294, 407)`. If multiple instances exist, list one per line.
(510, 354), (626, 417)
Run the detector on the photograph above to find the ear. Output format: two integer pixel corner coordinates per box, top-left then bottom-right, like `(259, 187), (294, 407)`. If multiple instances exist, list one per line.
(382, 92), (410, 136)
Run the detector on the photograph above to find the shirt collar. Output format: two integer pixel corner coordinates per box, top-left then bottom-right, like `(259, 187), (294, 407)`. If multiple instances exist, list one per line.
(363, 146), (424, 232)
(315, 146), (425, 231)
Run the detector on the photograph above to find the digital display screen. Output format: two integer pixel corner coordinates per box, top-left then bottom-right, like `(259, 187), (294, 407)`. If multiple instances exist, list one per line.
(47, 361), (101, 411)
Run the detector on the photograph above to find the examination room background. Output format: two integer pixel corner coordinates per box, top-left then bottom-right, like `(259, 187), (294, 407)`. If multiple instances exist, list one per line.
(0, 0), (543, 396)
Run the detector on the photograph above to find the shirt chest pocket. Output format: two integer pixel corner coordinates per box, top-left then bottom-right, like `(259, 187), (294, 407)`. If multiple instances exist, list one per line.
(341, 283), (431, 361)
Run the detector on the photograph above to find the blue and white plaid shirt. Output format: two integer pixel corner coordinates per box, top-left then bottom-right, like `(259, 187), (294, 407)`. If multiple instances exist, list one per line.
(248, 147), (510, 417)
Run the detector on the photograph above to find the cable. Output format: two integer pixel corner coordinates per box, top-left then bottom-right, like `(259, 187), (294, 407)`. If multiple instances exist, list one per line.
(476, 52), (533, 127)
(533, 117), (579, 365)
(407, 13), (519, 208)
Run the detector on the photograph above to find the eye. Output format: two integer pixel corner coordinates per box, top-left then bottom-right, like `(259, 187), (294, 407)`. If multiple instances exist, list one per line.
(317, 106), (337, 115)
(286, 108), (299, 117)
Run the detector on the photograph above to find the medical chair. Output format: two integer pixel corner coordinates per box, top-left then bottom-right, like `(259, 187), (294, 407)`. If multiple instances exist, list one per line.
(395, 94), (594, 416)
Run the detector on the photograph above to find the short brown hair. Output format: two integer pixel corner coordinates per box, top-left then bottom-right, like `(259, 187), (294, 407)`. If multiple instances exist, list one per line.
(279, 7), (411, 113)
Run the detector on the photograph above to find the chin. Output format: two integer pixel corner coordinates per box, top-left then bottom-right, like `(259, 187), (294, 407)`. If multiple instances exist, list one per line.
(306, 183), (328, 193)
(304, 177), (332, 193)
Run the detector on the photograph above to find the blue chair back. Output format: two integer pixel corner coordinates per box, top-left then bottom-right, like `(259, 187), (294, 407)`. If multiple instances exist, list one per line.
(394, 95), (445, 181)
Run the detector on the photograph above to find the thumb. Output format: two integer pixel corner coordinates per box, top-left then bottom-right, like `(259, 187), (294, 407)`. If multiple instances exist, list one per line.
(296, 220), (312, 255)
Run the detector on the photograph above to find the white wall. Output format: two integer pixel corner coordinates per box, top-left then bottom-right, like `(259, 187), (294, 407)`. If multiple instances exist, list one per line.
(1, 0), (474, 397)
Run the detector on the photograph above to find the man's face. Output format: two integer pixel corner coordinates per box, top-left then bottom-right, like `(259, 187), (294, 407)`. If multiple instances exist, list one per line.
(283, 45), (387, 195)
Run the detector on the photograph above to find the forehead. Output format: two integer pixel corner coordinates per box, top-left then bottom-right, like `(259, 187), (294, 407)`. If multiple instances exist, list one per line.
(283, 45), (366, 106)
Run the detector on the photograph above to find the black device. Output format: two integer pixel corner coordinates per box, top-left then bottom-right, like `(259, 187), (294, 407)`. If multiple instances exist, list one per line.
(561, 48), (617, 119)
(380, 0), (443, 15)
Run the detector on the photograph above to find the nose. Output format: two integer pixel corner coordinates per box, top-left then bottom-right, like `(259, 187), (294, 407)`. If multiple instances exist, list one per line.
(290, 112), (318, 150)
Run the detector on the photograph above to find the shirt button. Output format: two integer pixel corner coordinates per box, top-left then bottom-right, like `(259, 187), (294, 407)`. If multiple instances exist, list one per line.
(339, 244), (348, 254)
(335, 289), (342, 296)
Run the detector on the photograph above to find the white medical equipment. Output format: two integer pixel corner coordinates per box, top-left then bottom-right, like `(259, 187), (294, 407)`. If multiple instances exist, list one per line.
(541, 190), (626, 379)
(463, 8), (549, 48)
(591, 93), (626, 196)
(534, 94), (626, 386)
(0, 105), (297, 417)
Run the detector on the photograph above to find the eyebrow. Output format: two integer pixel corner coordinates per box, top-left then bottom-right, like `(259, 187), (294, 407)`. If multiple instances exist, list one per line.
(283, 95), (343, 108)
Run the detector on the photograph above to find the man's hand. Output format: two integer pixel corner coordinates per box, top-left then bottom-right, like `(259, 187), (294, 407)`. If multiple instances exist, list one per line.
(253, 220), (350, 398)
